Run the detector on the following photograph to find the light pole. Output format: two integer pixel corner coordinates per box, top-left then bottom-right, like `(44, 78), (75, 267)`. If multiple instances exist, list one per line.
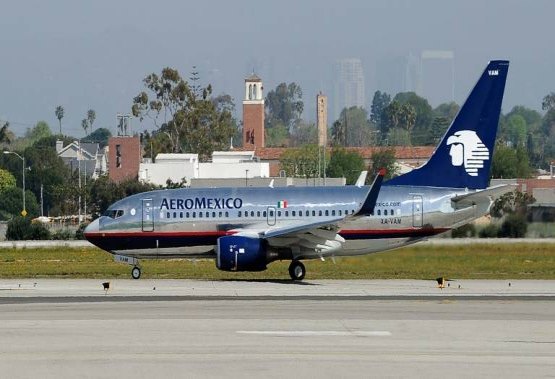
(3, 151), (26, 216)
(245, 169), (249, 187)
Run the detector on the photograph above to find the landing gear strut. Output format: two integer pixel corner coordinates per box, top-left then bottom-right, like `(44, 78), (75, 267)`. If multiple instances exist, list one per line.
(131, 266), (141, 280)
(288, 260), (306, 281)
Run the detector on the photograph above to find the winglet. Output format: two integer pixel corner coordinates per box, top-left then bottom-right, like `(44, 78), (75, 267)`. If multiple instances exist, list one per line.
(355, 168), (386, 216)
(355, 171), (368, 187)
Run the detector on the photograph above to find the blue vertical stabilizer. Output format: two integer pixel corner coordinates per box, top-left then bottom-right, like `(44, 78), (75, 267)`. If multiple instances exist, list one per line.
(385, 60), (509, 189)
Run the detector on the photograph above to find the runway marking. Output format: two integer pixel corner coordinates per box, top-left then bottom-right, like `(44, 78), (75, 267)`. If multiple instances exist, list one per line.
(236, 330), (391, 337)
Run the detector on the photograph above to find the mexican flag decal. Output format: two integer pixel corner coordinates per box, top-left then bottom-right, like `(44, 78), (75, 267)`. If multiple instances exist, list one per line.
(277, 200), (288, 208)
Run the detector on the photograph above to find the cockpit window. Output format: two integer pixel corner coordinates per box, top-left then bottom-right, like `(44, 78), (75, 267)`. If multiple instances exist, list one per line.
(103, 209), (124, 219)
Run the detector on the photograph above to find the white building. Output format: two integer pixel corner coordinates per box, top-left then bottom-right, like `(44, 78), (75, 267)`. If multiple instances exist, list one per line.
(138, 151), (269, 186)
(56, 140), (108, 179)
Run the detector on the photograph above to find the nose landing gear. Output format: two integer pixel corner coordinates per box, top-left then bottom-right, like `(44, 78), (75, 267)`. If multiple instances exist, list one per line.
(288, 260), (306, 281)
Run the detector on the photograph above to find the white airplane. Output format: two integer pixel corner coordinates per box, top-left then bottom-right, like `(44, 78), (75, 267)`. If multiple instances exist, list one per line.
(85, 60), (510, 280)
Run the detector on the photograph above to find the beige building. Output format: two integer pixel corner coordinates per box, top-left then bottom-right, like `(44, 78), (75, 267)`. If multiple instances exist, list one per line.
(316, 92), (328, 147)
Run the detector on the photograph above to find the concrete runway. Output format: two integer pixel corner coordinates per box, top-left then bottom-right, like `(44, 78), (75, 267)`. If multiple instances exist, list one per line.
(1, 280), (555, 378)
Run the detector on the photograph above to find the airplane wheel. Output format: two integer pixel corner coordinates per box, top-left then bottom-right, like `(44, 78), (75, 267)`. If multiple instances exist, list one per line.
(288, 261), (306, 281)
(131, 266), (141, 280)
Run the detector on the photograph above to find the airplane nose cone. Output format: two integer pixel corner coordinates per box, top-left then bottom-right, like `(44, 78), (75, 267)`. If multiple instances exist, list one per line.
(84, 218), (100, 238)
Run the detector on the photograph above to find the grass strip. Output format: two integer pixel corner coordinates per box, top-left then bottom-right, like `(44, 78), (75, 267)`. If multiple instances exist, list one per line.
(0, 243), (554, 280)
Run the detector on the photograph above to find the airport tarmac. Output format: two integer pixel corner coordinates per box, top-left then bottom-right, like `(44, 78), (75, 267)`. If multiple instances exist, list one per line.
(1, 280), (554, 378)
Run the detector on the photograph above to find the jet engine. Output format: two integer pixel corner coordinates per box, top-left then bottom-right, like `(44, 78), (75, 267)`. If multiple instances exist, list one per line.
(216, 236), (270, 271)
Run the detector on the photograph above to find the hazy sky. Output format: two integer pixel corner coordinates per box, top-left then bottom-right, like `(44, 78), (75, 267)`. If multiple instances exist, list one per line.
(1, 0), (553, 137)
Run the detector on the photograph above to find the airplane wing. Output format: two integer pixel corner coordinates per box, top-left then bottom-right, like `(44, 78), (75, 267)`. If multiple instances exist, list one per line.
(229, 170), (385, 259)
(451, 184), (515, 209)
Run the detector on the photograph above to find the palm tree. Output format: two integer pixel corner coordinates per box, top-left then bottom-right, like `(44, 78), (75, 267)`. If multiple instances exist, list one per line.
(55, 105), (64, 135)
(81, 119), (89, 136)
(87, 109), (96, 132)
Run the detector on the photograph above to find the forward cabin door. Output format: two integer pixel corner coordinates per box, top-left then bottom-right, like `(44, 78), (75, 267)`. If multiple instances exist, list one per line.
(142, 198), (154, 232)
(412, 195), (423, 228)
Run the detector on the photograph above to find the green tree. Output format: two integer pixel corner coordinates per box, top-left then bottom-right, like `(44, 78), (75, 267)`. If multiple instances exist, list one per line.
(398, 103), (416, 132)
(429, 116), (450, 144)
(0, 169), (16, 193)
(0, 121), (14, 146)
(370, 91), (391, 136)
(542, 92), (555, 111)
(22, 139), (72, 216)
(265, 123), (289, 147)
(326, 147), (365, 185)
(433, 102), (460, 124)
(333, 107), (376, 147)
(132, 67), (235, 159)
(279, 145), (320, 179)
(330, 120), (345, 147)
(393, 92), (433, 145)
(6, 216), (50, 240)
(0, 187), (40, 219)
(55, 105), (64, 135)
(384, 100), (401, 131)
(369, 148), (399, 180)
(83, 128), (112, 147)
(490, 190), (535, 218)
(290, 121), (317, 147)
(504, 114), (527, 147)
(26, 121), (52, 143)
(386, 128), (411, 146)
(265, 82), (304, 130)
(491, 144), (518, 178)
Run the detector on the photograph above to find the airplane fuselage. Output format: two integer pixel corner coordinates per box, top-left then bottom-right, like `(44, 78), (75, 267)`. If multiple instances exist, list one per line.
(84, 184), (488, 260)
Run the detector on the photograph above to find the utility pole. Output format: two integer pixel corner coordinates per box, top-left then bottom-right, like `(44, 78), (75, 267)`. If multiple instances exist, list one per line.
(40, 184), (44, 217)
(3, 151), (26, 216)
(78, 141), (81, 223)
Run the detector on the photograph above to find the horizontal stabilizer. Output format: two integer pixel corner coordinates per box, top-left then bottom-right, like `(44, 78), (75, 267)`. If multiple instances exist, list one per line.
(451, 184), (515, 209)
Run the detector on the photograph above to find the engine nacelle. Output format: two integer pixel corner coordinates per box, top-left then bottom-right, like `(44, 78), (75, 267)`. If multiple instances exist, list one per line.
(216, 236), (268, 272)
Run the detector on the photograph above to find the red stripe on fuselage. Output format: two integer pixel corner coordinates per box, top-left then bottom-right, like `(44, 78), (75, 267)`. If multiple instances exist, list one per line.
(84, 228), (450, 239)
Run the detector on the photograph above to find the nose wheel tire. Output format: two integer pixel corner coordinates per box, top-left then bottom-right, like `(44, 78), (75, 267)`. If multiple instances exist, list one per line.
(131, 266), (141, 280)
(288, 261), (306, 281)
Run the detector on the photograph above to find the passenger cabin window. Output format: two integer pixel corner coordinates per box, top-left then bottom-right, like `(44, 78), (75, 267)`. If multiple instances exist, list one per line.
(312, 210), (316, 216)
(225, 211), (229, 217)
(238, 211), (242, 217)
(319, 210), (322, 216)
(332, 210), (336, 216)
(384, 210), (388, 216)
(269, 211), (274, 217)
(325, 210), (329, 216)
(305, 211), (309, 216)
(377, 209), (381, 216)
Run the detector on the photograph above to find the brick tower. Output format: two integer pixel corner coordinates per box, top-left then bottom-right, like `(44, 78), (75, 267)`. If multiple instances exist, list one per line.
(242, 73), (265, 148)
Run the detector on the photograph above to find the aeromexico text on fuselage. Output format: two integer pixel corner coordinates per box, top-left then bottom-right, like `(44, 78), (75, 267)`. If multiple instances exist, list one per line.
(160, 197), (243, 211)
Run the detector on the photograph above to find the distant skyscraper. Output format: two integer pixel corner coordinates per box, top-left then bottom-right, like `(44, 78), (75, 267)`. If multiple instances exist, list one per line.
(420, 50), (455, 106)
(375, 53), (421, 96)
(334, 58), (365, 120)
(316, 92), (328, 147)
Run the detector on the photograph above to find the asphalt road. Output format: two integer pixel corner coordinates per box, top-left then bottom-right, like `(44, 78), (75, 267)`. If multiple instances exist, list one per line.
(0, 280), (554, 378)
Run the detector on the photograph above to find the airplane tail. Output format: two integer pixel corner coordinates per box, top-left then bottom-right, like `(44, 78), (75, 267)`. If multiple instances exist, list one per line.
(385, 60), (509, 189)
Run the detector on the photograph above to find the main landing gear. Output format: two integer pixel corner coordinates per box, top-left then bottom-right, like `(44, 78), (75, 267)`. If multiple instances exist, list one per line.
(288, 260), (306, 281)
(131, 266), (141, 280)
